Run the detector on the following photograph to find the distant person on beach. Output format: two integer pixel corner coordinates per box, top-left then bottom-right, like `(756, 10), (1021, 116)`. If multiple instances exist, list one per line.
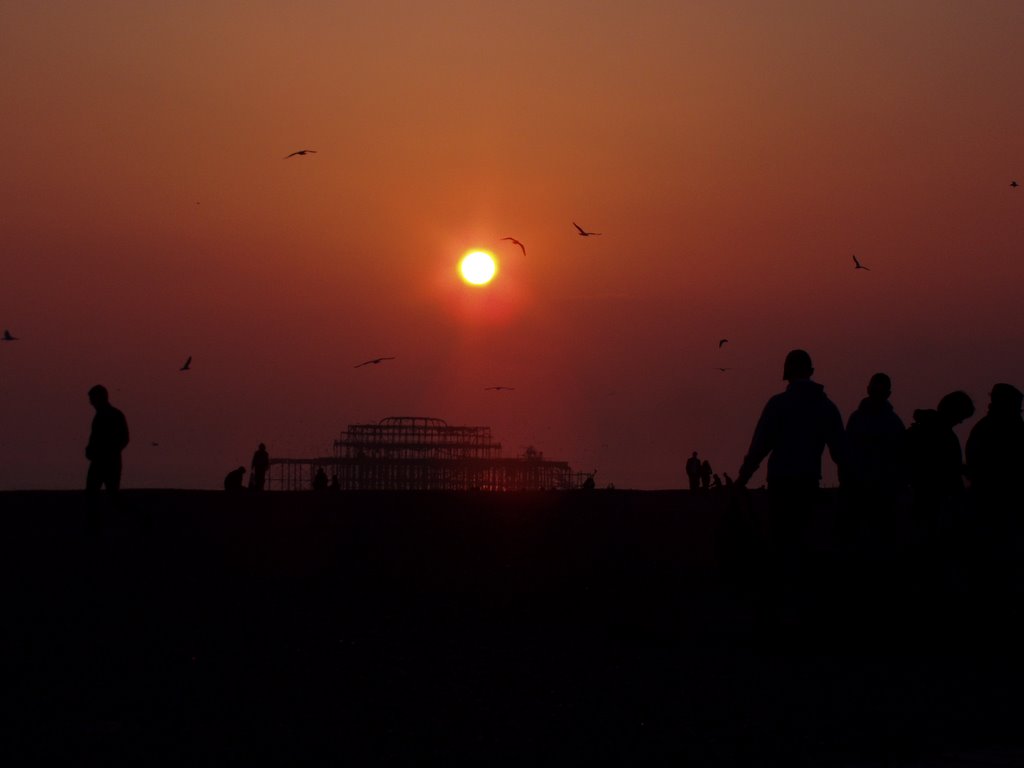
(700, 459), (713, 491)
(842, 372), (907, 498)
(685, 452), (701, 491)
(251, 443), (270, 492)
(224, 466), (246, 491)
(329, 474), (341, 491)
(711, 473), (722, 490)
(85, 385), (130, 493)
(312, 467), (328, 491)
(736, 349), (845, 569)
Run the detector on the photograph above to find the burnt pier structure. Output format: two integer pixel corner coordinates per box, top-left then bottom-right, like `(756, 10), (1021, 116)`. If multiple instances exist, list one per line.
(268, 416), (572, 491)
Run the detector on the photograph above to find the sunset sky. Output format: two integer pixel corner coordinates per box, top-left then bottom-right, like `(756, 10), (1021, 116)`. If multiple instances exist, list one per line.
(2, 1), (1023, 490)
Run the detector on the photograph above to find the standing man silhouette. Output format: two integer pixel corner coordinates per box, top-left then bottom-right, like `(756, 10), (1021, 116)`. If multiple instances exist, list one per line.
(86, 385), (130, 493)
(685, 452), (701, 491)
(251, 443), (270, 491)
(737, 350), (845, 581)
(700, 459), (713, 491)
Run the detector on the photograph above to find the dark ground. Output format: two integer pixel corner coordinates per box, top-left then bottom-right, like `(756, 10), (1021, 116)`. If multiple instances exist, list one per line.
(4, 489), (1024, 766)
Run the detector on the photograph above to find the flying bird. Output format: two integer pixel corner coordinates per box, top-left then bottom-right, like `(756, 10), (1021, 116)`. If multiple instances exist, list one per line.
(718, 338), (728, 348)
(484, 386), (515, 391)
(1012, 180), (1020, 188)
(573, 222), (602, 237)
(2, 330), (17, 341)
(284, 150), (317, 159)
(852, 254), (870, 271)
(500, 237), (526, 256)
(714, 367), (732, 372)
(180, 356), (192, 371)
(355, 356), (395, 368)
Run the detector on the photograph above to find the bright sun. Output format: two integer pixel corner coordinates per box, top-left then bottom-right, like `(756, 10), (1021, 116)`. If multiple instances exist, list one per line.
(459, 251), (497, 285)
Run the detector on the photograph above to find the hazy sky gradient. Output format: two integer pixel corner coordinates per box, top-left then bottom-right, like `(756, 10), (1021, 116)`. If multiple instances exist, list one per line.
(2, 1), (1023, 489)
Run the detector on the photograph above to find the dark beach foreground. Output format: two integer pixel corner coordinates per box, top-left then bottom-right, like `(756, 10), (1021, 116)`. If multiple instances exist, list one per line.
(5, 489), (1024, 766)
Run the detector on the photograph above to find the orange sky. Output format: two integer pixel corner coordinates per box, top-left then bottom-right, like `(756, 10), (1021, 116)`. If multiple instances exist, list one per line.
(2, 1), (1023, 489)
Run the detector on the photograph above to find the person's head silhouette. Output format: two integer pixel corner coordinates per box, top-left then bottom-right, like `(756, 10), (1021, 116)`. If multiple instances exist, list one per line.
(989, 383), (1023, 415)
(782, 349), (813, 381)
(88, 384), (109, 409)
(867, 372), (892, 400)
(937, 390), (975, 426)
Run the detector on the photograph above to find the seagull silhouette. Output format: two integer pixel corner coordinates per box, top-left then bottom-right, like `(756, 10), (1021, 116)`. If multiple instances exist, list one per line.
(484, 386), (515, 391)
(2, 329), (17, 341)
(852, 254), (870, 271)
(714, 367), (732, 372)
(500, 237), (526, 256)
(718, 338), (728, 348)
(573, 222), (602, 236)
(1012, 180), (1020, 188)
(179, 356), (192, 371)
(355, 356), (395, 368)
(284, 150), (317, 159)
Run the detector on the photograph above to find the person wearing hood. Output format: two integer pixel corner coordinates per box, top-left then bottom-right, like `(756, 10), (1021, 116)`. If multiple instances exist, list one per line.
(842, 373), (907, 498)
(736, 350), (846, 564)
(965, 383), (1024, 505)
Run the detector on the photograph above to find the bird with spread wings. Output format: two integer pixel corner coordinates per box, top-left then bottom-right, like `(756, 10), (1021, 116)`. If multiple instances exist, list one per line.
(355, 357), (395, 368)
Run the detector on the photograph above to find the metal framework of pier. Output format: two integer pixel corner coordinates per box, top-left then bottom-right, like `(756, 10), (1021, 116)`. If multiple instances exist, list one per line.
(267, 416), (573, 491)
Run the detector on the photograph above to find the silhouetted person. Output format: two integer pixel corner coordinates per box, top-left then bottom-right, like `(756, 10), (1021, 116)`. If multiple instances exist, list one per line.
(906, 391), (974, 510)
(839, 373), (907, 572)
(251, 443), (270, 491)
(312, 467), (328, 491)
(581, 474), (596, 491)
(905, 390), (975, 594)
(224, 466), (246, 491)
(329, 474), (341, 492)
(843, 373), (907, 498)
(965, 384), (1024, 594)
(737, 350), (845, 491)
(711, 473), (722, 490)
(685, 452), (701, 491)
(85, 385), (130, 493)
(966, 383), (1024, 505)
(736, 350), (845, 600)
(700, 459), (713, 491)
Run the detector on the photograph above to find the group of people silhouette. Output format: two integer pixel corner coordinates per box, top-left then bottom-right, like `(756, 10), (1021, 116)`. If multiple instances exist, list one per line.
(731, 348), (1020, 507)
(224, 443), (270, 491)
(720, 349), (1024, 608)
(685, 452), (715, 491)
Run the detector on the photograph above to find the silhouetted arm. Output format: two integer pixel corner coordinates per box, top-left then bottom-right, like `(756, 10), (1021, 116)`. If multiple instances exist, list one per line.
(737, 400), (777, 486)
(118, 411), (130, 451)
(824, 400), (847, 472)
